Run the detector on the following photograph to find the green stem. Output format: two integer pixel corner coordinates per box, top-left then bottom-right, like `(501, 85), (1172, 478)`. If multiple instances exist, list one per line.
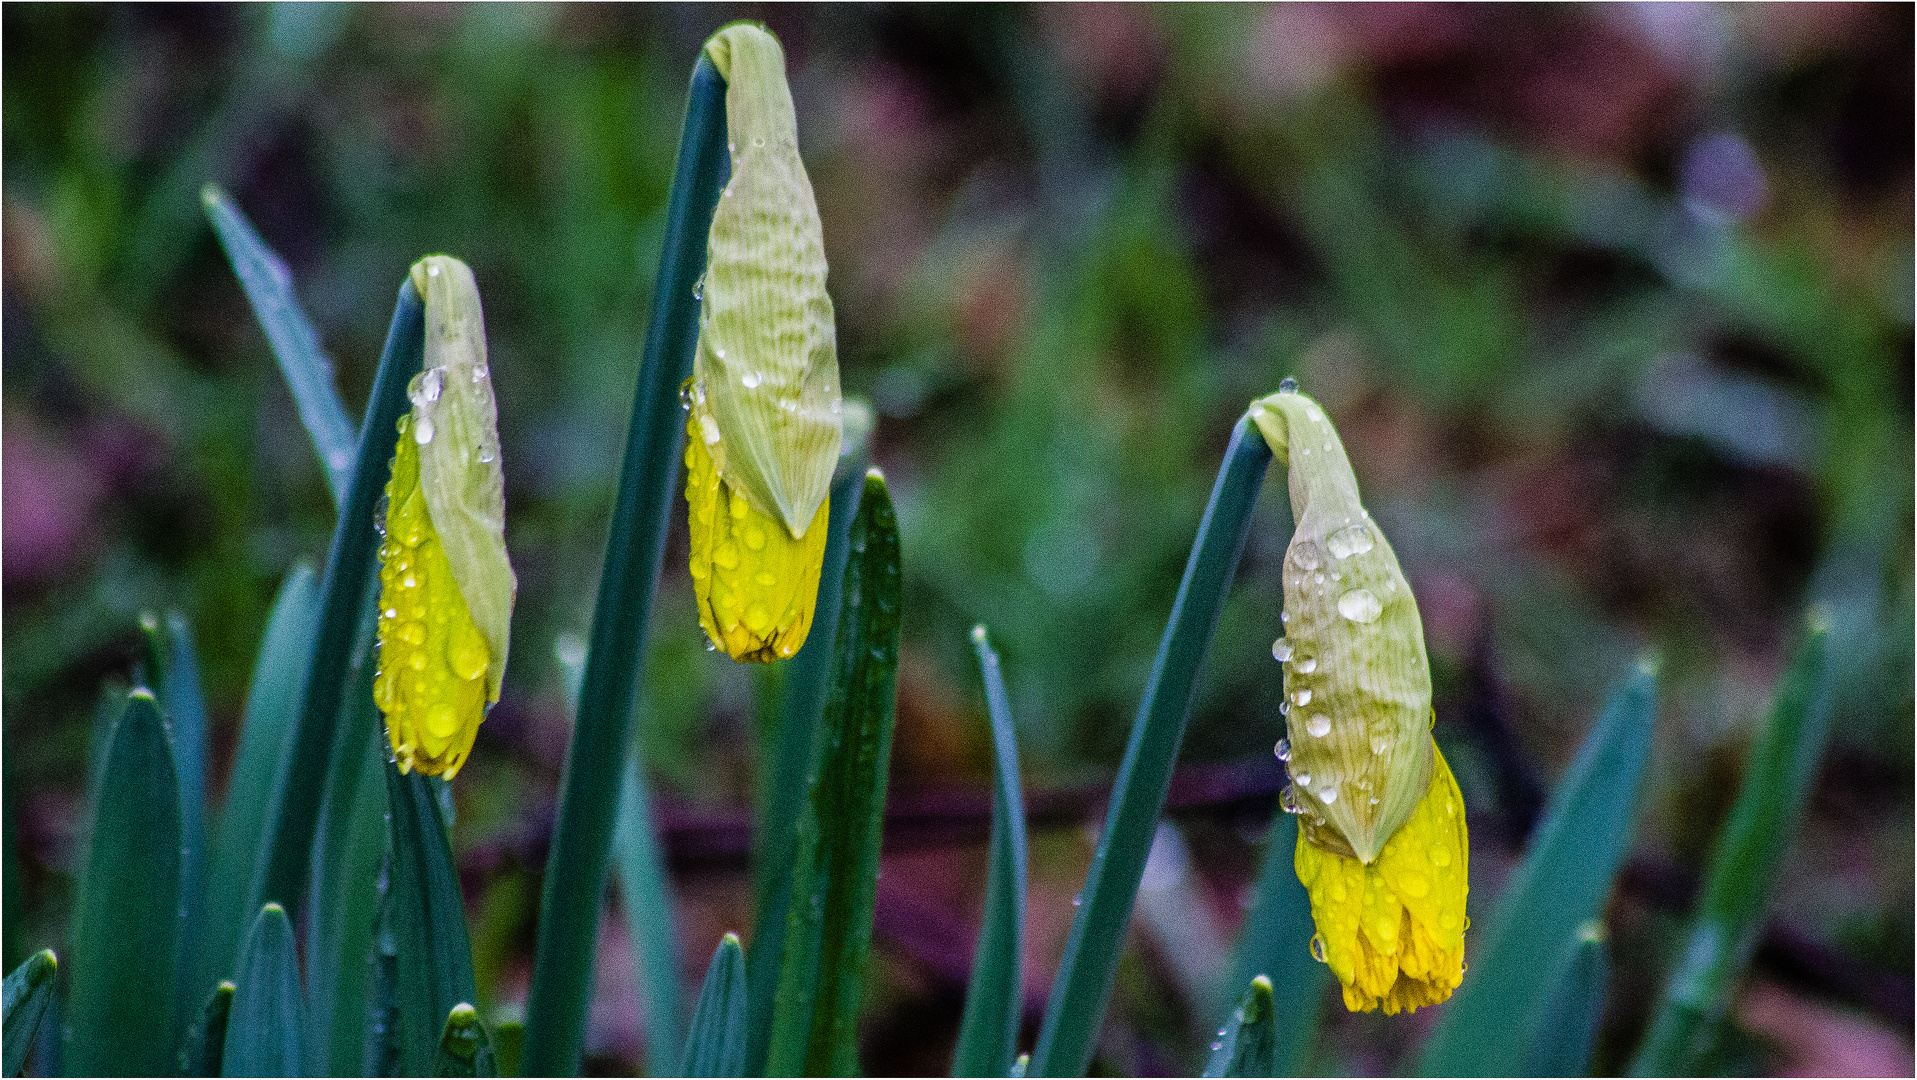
(252, 277), (423, 920)
(1030, 417), (1272, 1077)
(519, 55), (730, 1076)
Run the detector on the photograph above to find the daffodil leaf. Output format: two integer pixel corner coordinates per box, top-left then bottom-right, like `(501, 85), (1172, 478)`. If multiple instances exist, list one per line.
(1201, 976), (1276, 1078)
(222, 904), (306, 1077)
(3, 950), (57, 1078)
(386, 762), (479, 1078)
(433, 1003), (498, 1078)
(681, 934), (749, 1078)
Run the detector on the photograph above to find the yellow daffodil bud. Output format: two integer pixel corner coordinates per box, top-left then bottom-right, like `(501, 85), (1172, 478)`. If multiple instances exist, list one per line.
(374, 256), (516, 778)
(684, 23), (843, 662)
(1251, 380), (1467, 1014)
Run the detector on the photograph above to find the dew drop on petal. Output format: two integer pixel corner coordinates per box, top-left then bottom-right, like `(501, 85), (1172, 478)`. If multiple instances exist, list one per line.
(1272, 638), (1293, 662)
(1295, 656), (1317, 674)
(1309, 934), (1327, 962)
(1293, 687), (1313, 707)
(1293, 772), (1311, 787)
(414, 417), (435, 444)
(1290, 542), (1321, 571)
(1338, 589), (1382, 623)
(1305, 714), (1331, 738)
(1319, 784), (1338, 804)
(1273, 738), (1291, 761)
(1279, 785), (1301, 814)
(1326, 524), (1375, 559)
(700, 414), (723, 445)
(1370, 734), (1390, 755)
(741, 371), (761, 388)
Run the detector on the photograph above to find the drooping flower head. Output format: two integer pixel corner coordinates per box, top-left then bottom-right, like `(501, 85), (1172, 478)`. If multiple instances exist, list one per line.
(684, 23), (843, 662)
(374, 255), (516, 777)
(1250, 381), (1467, 1014)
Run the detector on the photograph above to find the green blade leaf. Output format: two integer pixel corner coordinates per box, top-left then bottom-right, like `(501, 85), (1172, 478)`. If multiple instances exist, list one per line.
(223, 903), (306, 1077)
(1201, 976), (1276, 1079)
(252, 276), (422, 927)
(203, 564), (321, 993)
(202, 184), (357, 505)
(141, 611), (211, 966)
(180, 980), (234, 1078)
(746, 446), (869, 1077)
(766, 470), (904, 1077)
(433, 1003), (498, 1078)
(952, 626), (1029, 1079)
(1418, 659), (1661, 1076)
(1629, 615), (1835, 1076)
(303, 634), (389, 1076)
(3, 949), (56, 1077)
(364, 868), (401, 1078)
(386, 764), (480, 1078)
(1226, 812), (1326, 1076)
(1526, 923), (1610, 1077)
(1031, 418), (1273, 1077)
(519, 52), (731, 1078)
(489, 1019), (522, 1079)
(66, 690), (185, 1076)
(681, 934), (748, 1078)
(613, 754), (684, 1076)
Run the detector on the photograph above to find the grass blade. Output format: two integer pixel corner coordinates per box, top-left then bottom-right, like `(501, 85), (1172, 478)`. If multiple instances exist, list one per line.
(1030, 417), (1272, 1077)
(223, 903), (307, 1078)
(952, 625), (1029, 1079)
(203, 184), (357, 504)
(3, 949), (56, 1077)
(387, 763), (480, 1078)
(252, 276), (422, 926)
(613, 753), (684, 1076)
(766, 471), (904, 1077)
(304, 638), (389, 1076)
(142, 612), (211, 989)
(66, 690), (184, 1077)
(519, 53), (730, 1077)
(746, 445), (870, 1076)
(1526, 923), (1610, 1077)
(364, 866), (401, 1078)
(681, 934), (749, 1078)
(203, 564), (321, 992)
(1629, 614), (1835, 1076)
(1200, 976), (1276, 1079)
(434, 1003), (499, 1078)
(1226, 812), (1326, 1076)
(1418, 659), (1661, 1076)
(180, 980), (234, 1077)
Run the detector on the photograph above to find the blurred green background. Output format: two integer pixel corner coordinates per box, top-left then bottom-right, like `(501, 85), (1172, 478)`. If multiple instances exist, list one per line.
(4, 4), (1910, 1075)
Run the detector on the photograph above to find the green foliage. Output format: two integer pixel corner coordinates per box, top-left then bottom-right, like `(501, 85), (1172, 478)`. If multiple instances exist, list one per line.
(952, 626), (1029, 1079)
(1226, 813), (1326, 1075)
(1525, 926), (1610, 1078)
(3, 950), (57, 1078)
(179, 981), (233, 1078)
(767, 472), (904, 1076)
(222, 904), (306, 1078)
(1200, 976), (1276, 1079)
(386, 764), (481, 1078)
(682, 935), (749, 1078)
(434, 1004), (500, 1079)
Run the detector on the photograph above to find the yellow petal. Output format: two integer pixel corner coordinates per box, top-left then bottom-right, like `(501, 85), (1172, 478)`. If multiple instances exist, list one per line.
(685, 411), (828, 662)
(1295, 744), (1469, 1014)
(374, 414), (490, 778)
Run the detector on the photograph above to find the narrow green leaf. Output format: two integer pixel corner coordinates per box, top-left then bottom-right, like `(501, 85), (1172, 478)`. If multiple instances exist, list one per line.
(1630, 615), (1835, 1076)
(204, 564), (321, 993)
(1031, 418), (1273, 1078)
(1201, 976), (1276, 1079)
(489, 1019), (522, 1079)
(139, 610), (211, 1024)
(1418, 659), (1661, 1076)
(519, 53), (730, 1078)
(681, 934), (749, 1078)
(364, 865), (401, 1078)
(386, 763), (480, 1078)
(223, 903), (306, 1077)
(766, 471), (904, 1077)
(304, 634), (388, 1076)
(67, 691), (185, 1076)
(203, 184), (357, 505)
(952, 626), (1029, 1079)
(2, 949), (56, 1077)
(1226, 812), (1326, 1076)
(433, 1003), (498, 1078)
(613, 755), (684, 1076)
(1526, 923), (1610, 1077)
(180, 980), (234, 1077)
(746, 444), (870, 1076)
(252, 276), (423, 926)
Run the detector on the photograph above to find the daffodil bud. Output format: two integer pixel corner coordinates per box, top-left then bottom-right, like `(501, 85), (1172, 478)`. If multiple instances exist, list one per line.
(1251, 382), (1467, 1014)
(374, 256), (516, 777)
(684, 23), (843, 663)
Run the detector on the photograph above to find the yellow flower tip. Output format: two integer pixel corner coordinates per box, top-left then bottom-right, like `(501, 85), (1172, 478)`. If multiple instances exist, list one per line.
(1295, 744), (1469, 1015)
(375, 417), (491, 778)
(684, 413), (829, 663)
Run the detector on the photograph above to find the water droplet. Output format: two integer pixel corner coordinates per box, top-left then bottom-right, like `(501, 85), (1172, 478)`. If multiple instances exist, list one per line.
(1293, 772), (1311, 787)
(1314, 572), (1325, 585)
(1429, 845), (1452, 868)
(1305, 714), (1331, 738)
(385, 608), (399, 619)
(422, 368), (443, 402)
(1338, 589), (1382, 623)
(741, 371), (760, 388)
(1309, 934), (1327, 962)
(1072, 894), (1082, 908)
(1279, 377), (1299, 394)
(1370, 734), (1390, 755)
(427, 264), (441, 277)
(1279, 786), (1301, 814)
(477, 447), (495, 463)
(472, 365), (488, 383)
(700, 414), (723, 445)
(1323, 442), (1333, 451)
(1290, 542), (1321, 571)
(414, 417), (435, 444)
(1305, 403), (1324, 422)
(1400, 873), (1430, 898)
(1277, 698), (1290, 716)
(1293, 687), (1313, 707)
(1280, 610), (1289, 624)
(403, 575), (417, 589)
(1369, 796), (1381, 805)
(716, 346), (727, 360)
(1271, 638), (1293, 662)
(1326, 524), (1375, 559)
(1273, 738), (1291, 761)
(1296, 656), (1317, 674)
(1319, 784), (1338, 804)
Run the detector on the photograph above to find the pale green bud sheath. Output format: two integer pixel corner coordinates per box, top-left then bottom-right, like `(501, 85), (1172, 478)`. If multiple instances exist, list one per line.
(1251, 386), (1433, 862)
(694, 23), (843, 539)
